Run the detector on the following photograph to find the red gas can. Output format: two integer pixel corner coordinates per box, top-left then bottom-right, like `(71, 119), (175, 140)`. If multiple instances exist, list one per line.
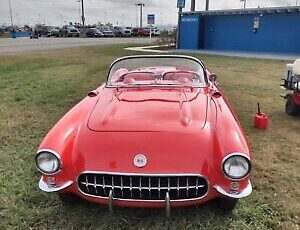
(254, 103), (269, 130)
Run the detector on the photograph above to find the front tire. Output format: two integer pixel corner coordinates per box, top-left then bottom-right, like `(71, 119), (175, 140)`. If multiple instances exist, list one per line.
(58, 193), (81, 204)
(286, 97), (299, 116)
(217, 198), (239, 213)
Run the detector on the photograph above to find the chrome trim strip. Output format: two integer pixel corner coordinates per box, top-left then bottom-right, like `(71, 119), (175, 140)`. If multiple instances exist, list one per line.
(35, 149), (62, 176)
(221, 152), (252, 181)
(77, 171), (208, 177)
(76, 171), (210, 203)
(214, 180), (253, 199)
(39, 177), (73, 193)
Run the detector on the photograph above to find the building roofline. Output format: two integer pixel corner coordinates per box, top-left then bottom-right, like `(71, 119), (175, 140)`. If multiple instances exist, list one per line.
(181, 6), (300, 16)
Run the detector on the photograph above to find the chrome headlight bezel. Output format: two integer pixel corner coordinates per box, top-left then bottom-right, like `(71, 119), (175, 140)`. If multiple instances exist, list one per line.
(222, 153), (251, 180)
(35, 149), (62, 175)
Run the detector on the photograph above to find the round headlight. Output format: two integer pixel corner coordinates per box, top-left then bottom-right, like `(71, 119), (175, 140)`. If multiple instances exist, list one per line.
(223, 154), (251, 180)
(36, 151), (61, 174)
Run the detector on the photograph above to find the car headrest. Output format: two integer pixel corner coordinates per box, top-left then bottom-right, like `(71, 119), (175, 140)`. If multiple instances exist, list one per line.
(293, 59), (300, 76)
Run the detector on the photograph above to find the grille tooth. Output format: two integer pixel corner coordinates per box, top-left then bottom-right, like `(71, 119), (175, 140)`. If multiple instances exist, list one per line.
(148, 177), (151, 199)
(196, 178), (199, 196)
(78, 173), (208, 201)
(94, 175), (98, 195)
(103, 176), (107, 196)
(85, 175), (89, 192)
(186, 177), (189, 197)
(121, 177), (124, 197)
(158, 177), (161, 200)
(130, 177), (133, 198)
(139, 177), (142, 199)
(177, 177), (180, 197)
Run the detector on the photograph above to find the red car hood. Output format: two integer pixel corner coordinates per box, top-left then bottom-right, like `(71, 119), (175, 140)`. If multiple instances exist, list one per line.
(70, 88), (214, 175)
(74, 129), (214, 175)
(88, 88), (208, 132)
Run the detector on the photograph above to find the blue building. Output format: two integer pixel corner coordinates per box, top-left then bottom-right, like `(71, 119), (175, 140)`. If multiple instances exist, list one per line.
(179, 6), (300, 54)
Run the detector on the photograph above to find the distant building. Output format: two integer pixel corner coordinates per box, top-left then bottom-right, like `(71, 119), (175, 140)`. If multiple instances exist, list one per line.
(178, 6), (300, 54)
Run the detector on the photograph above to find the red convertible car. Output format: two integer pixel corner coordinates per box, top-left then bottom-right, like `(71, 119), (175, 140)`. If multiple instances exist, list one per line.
(36, 55), (252, 215)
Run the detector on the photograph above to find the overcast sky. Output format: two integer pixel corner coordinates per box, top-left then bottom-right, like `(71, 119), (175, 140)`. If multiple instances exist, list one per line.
(0, 0), (298, 27)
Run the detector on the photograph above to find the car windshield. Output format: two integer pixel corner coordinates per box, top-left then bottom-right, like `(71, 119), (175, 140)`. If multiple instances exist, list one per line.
(107, 56), (206, 88)
(101, 26), (110, 31)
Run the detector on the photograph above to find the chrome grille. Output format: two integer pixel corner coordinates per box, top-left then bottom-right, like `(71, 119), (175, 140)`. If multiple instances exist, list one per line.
(78, 173), (208, 201)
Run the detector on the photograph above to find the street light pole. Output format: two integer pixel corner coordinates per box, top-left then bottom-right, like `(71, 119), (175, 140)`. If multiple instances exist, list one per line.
(38, 13), (41, 24)
(8, 0), (13, 27)
(77, 0), (81, 25)
(81, 0), (85, 28)
(241, 0), (247, 9)
(205, 0), (209, 11)
(135, 3), (145, 28)
(191, 0), (195, 11)
(176, 7), (183, 49)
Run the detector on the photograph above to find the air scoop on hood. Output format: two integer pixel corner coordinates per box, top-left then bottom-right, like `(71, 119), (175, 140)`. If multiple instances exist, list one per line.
(88, 88), (208, 132)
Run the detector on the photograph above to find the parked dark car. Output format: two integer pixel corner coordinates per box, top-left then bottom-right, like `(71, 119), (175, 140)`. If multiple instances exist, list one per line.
(49, 27), (60, 37)
(113, 26), (122, 37)
(140, 27), (161, 36)
(99, 26), (114, 37)
(60, 26), (80, 37)
(132, 27), (144, 36)
(36, 25), (51, 37)
(114, 26), (132, 37)
(86, 28), (104, 37)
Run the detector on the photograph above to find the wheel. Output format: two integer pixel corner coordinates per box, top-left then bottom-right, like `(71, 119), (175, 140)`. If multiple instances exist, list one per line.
(58, 193), (81, 204)
(286, 97), (299, 116)
(217, 198), (239, 213)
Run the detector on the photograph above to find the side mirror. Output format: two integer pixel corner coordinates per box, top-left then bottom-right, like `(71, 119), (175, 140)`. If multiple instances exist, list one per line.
(210, 73), (218, 82)
(88, 90), (99, 97)
(212, 91), (222, 98)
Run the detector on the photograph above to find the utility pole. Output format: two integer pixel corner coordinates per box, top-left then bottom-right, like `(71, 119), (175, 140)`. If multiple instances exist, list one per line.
(205, 0), (209, 11)
(135, 5), (138, 27)
(241, 0), (247, 9)
(59, 14), (63, 27)
(81, 0), (85, 28)
(77, 0), (81, 25)
(38, 13), (41, 24)
(176, 7), (183, 49)
(191, 0), (196, 11)
(135, 3), (145, 28)
(8, 0), (13, 27)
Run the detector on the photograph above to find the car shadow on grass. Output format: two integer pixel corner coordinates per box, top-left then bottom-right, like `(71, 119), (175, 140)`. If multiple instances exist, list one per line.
(58, 197), (234, 229)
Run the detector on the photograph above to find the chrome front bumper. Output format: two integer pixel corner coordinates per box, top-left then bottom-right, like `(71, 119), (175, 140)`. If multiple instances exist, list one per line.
(39, 177), (73, 193)
(214, 180), (253, 199)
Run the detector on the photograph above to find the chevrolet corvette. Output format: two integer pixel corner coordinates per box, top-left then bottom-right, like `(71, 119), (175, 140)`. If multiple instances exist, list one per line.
(35, 55), (252, 215)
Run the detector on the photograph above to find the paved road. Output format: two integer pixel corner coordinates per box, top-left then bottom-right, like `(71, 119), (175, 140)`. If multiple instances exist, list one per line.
(0, 37), (152, 55)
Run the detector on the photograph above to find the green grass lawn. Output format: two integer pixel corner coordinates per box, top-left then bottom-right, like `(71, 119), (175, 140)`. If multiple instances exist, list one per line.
(0, 44), (299, 229)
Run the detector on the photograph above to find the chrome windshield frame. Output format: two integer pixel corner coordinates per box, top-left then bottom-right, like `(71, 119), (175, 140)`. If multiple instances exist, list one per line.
(105, 55), (208, 88)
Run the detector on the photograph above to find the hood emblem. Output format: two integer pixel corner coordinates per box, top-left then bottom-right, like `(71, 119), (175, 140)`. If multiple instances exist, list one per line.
(134, 154), (147, 168)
